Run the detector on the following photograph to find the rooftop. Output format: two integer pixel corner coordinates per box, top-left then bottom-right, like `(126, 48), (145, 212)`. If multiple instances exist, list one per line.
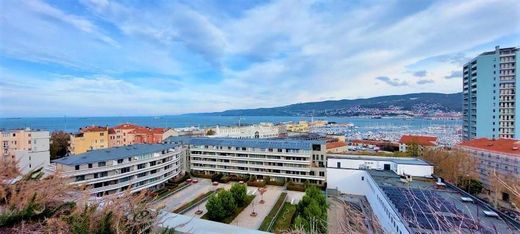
(458, 138), (520, 156)
(368, 170), (519, 233)
(53, 143), (177, 165)
(112, 123), (142, 130)
(166, 136), (325, 150)
(80, 126), (108, 133)
(326, 141), (347, 149)
(328, 154), (431, 166)
(399, 135), (437, 146)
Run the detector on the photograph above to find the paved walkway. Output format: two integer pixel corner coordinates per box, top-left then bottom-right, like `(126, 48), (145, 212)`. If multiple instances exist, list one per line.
(231, 185), (286, 229)
(153, 179), (216, 212)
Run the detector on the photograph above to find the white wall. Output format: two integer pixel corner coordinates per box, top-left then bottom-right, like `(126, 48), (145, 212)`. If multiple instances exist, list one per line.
(327, 168), (410, 234)
(396, 164), (433, 178)
(15, 150), (50, 175)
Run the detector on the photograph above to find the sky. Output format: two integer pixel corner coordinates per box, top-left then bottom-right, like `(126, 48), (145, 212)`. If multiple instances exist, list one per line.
(0, 0), (519, 117)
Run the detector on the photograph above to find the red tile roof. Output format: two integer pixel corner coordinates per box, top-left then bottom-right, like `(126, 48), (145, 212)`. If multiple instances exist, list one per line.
(351, 139), (398, 146)
(112, 123), (142, 130)
(458, 138), (520, 156)
(399, 135), (437, 146)
(80, 126), (108, 132)
(326, 141), (347, 149)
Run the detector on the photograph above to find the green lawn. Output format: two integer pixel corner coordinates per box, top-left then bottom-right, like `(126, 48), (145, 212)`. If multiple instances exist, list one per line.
(201, 194), (255, 224)
(258, 192), (287, 231)
(272, 203), (297, 233)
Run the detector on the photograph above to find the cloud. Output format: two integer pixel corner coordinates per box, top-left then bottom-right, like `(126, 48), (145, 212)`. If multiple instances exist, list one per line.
(375, 76), (409, 86)
(445, 70), (463, 79)
(412, 70), (427, 77)
(1, 0), (520, 116)
(417, 79), (435, 85)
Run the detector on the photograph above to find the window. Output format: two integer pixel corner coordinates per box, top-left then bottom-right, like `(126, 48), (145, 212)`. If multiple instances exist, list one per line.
(319, 171), (325, 177)
(337, 162), (341, 168)
(88, 163), (93, 168)
(100, 172), (108, 177)
(137, 163), (146, 169)
(98, 161), (106, 167)
(75, 165), (80, 170)
(75, 175), (85, 182)
(117, 159), (123, 164)
(120, 167), (130, 173)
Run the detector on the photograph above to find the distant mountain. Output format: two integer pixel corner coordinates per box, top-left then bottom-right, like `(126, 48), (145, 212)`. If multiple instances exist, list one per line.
(197, 92), (462, 117)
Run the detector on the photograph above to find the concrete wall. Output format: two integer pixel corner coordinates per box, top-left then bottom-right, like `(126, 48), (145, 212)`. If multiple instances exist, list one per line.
(327, 168), (410, 234)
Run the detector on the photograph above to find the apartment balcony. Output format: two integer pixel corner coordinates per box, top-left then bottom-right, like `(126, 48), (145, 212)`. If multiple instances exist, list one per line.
(89, 165), (181, 195)
(190, 166), (325, 181)
(190, 159), (311, 172)
(68, 155), (182, 185)
(190, 154), (311, 165)
(191, 147), (311, 157)
(57, 148), (183, 177)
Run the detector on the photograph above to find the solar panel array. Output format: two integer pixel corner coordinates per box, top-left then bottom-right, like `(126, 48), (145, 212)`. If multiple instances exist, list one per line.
(381, 186), (492, 233)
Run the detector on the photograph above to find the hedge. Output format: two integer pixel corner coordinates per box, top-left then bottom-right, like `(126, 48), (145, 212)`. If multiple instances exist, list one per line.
(172, 189), (220, 214)
(201, 194), (255, 224)
(258, 192), (287, 231)
(272, 203), (297, 233)
(286, 182), (306, 192)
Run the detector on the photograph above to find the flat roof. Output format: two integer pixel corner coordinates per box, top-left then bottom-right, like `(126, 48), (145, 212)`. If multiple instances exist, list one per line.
(159, 212), (268, 234)
(166, 136), (325, 150)
(328, 154), (431, 166)
(368, 170), (519, 233)
(53, 143), (177, 165)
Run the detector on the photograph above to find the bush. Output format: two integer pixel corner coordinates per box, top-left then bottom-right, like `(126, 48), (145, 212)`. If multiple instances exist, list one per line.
(247, 179), (266, 187)
(173, 190), (216, 214)
(230, 183), (247, 206)
(206, 195), (225, 221)
(294, 186), (328, 234)
(191, 171), (213, 179)
(259, 192), (287, 231)
(286, 182), (305, 192)
(211, 173), (223, 182)
(273, 203), (297, 233)
(266, 179), (286, 186)
(220, 175), (231, 183)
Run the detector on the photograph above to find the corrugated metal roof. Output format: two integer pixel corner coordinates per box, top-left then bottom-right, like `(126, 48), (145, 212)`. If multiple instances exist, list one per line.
(166, 136), (324, 150)
(52, 143), (177, 165)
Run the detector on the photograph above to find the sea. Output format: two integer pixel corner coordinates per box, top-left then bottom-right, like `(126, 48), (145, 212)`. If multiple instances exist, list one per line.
(0, 115), (461, 133)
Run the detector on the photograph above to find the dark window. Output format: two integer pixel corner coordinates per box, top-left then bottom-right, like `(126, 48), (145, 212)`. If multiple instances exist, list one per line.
(88, 163), (93, 168)
(120, 167), (130, 173)
(312, 144), (321, 151)
(337, 162), (341, 168)
(75, 165), (80, 170)
(98, 161), (106, 167)
(117, 159), (123, 164)
(75, 175), (85, 182)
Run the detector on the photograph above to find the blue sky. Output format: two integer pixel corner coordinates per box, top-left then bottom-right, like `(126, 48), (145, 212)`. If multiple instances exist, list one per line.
(0, 0), (519, 117)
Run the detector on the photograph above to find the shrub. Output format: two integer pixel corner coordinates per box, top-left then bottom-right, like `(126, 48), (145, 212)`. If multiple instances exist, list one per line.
(259, 192), (287, 231)
(211, 173), (223, 182)
(205, 195), (225, 221)
(286, 182), (305, 192)
(294, 186), (328, 234)
(230, 183), (247, 206)
(219, 190), (236, 217)
(247, 179), (266, 187)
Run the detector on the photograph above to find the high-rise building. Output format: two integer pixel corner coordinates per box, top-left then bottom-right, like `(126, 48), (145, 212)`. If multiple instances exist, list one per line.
(463, 46), (519, 140)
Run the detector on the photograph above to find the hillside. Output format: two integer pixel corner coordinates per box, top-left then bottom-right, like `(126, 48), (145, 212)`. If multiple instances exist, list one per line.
(199, 92), (462, 116)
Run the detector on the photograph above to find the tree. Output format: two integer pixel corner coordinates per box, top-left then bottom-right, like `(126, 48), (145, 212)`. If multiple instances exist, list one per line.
(295, 186), (328, 234)
(406, 143), (420, 157)
(421, 148), (478, 186)
(230, 183), (247, 206)
(218, 190), (236, 217)
(205, 195), (225, 221)
(206, 129), (216, 136)
(462, 179), (483, 195)
(50, 131), (70, 160)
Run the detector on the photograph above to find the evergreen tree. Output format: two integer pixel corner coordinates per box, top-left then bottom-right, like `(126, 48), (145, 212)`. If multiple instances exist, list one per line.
(205, 195), (224, 221)
(230, 183), (247, 206)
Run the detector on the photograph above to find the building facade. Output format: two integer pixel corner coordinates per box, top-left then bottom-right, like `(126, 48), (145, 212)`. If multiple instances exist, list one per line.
(70, 126), (109, 155)
(457, 138), (520, 203)
(169, 137), (327, 185)
(209, 123), (285, 139)
(463, 46), (519, 140)
(398, 135), (437, 155)
(51, 144), (184, 197)
(0, 129), (50, 174)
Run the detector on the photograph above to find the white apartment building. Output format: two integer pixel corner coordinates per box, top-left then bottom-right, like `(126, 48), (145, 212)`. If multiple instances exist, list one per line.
(0, 129), (50, 174)
(50, 144), (184, 197)
(209, 123), (286, 139)
(328, 154), (434, 178)
(168, 137), (327, 185)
